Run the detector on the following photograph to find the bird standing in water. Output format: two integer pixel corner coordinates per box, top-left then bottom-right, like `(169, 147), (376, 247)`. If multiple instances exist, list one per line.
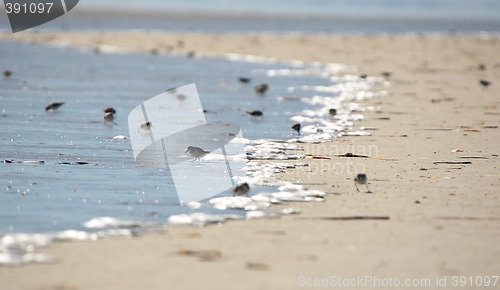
(185, 146), (210, 163)
(138, 121), (152, 130)
(254, 83), (268, 95)
(103, 112), (117, 125)
(238, 77), (251, 83)
(103, 107), (116, 114)
(232, 182), (250, 197)
(245, 110), (263, 118)
(45, 102), (65, 112)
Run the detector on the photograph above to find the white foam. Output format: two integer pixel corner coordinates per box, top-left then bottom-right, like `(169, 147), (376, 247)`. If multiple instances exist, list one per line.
(208, 196), (271, 211)
(201, 153), (248, 162)
(168, 213), (242, 226)
(0, 228), (133, 266)
(246, 210), (274, 219)
(82, 217), (142, 229)
(339, 131), (372, 137)
(246, 142), (305, 160)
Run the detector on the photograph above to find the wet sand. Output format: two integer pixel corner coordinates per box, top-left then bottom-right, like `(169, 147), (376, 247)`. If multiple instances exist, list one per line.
(1, 32), (499, 289)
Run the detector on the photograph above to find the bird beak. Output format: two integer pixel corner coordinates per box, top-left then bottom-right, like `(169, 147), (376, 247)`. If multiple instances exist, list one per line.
(184, 148), (189, 153)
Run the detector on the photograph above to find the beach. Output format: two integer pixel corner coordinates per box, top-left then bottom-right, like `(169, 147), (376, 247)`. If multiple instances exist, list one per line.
(0, 31), (499, 290)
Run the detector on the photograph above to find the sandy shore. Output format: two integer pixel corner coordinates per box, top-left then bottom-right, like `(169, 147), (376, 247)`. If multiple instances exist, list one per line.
(1, 32), (499, 290)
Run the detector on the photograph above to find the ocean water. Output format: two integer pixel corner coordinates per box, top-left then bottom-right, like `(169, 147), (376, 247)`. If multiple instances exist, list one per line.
(79, 0), (500, 21)
(1, 0), (500, 34)
(0, 39), (385, 264)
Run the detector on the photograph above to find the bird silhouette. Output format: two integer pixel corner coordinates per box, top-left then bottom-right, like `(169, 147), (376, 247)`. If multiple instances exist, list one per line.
(254, 83), (268, 95)
(291, 123), (301, 135)
(354, 173), (371, 193)
(232, 182), (250, 197)
(45, 102), (65, 112)
(246, 110), (263, 117)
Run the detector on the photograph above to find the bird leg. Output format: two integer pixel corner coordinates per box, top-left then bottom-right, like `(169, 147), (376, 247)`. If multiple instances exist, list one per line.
(355, 182), (360, 192)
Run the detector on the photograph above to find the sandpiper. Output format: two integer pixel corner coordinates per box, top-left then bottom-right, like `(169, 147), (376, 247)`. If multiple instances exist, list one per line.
(245, 110), (263, 117)
(138, 121), (152, 131)
(103, 112), (117, 125)
(381, 72), (392, 79)
(329, 108), (337, 117)
(3, 70), (12, 78)
(354, 173), (371, 193)
(238, 77), (251, 84)
(291, 123), (301, 135)
(232, 182), (250, 197)
(185, 146), (210, 163)
(480, 79), (491, 88)
(45, 102), (65, 112)
(254, 83), (268, 95)
(103, 107), (116, 114)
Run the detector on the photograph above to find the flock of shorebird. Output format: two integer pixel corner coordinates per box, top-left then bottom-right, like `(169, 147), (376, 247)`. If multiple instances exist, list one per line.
(242, 79), (341, 136)
(17, 68), (493, 196)
(38, 76), (380, 195)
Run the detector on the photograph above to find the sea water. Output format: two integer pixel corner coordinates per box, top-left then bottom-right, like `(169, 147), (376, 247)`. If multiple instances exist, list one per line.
(0, 39), (385, 264)
(1, 0), (500, 34)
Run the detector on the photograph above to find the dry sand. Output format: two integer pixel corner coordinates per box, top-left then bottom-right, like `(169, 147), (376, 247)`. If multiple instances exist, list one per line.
(0, 32), (499, 290)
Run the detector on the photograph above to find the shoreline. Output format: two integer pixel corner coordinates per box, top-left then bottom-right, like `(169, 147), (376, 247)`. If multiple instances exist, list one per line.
(29, 6), (500, 22)
(1, 32), (499, 289)
(3, 9), (500, 35)
(2, 31), (499, 67)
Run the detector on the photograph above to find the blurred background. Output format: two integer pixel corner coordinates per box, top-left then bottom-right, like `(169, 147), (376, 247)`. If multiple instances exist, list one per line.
(80, 0), (500, 20)
(1, 0), (500, 33)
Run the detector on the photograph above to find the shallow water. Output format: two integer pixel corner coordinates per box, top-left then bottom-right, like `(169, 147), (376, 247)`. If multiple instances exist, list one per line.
(0, 40), (375, 235)
(0, 39), (390, 264)
(1, 7), (500, 35)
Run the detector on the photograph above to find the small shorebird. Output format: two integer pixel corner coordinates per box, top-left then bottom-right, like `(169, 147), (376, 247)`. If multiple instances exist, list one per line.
(291, 123), (301, 135)
(3, 70), (12, 78)
(238, 77), (251, 84)
(354, 173), (371, 193)
(359, 74), (368, 79)
(103, 112), (117, 125)
(245, 110), (263, 118)
(254, 83), (268, 95)
(329, 108), (337, 117)
(185, 146), (210, 163)
(45, 102), (65, 112)
(232, 182), (250, 197)
(138, 121), (152, 131)
(103, 107), (116, 114)
(480, 79), (491, 88)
